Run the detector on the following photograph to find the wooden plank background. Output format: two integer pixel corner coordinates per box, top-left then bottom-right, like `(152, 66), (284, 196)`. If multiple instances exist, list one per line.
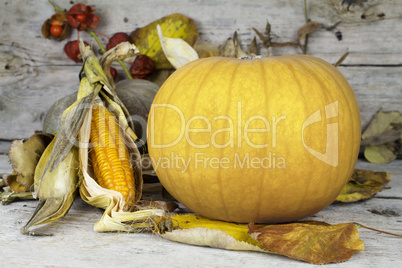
(0, 0), (401, 144)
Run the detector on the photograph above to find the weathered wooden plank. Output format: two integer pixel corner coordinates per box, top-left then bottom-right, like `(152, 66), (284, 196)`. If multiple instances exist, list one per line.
(0, 42), (81, 140)
(0, 0), (401, 139)
(338, 66), (402, 132)
(0, 141), (11, 155)
(0, 164), (400, 267)
(1, 63), (400, 139)
(80, 0), (402, 65)
(0, 154), (12, 175)
(1, 0), (401, 63)
(307, 0), (402, 64)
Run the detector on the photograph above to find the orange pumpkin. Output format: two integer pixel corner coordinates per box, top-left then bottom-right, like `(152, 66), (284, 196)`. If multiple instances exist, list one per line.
(147, 55), (361, 223)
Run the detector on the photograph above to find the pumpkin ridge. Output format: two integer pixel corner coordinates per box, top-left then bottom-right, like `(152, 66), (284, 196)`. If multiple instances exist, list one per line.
(305, 58), (359, 204)
(181, 60), (216, 212)
(186, 57), (230, 214)
(254, 58), (269, 222)
(285, 58), (316, 214)
(296, 58), (331, 198)
(294, 58), (340, 208)
(298, 58), (336, 204)
(221, 60), (242, 221)
(310, 59), (359, 167)
(310, 58), (359, 119)
(150, 61), (200, 201)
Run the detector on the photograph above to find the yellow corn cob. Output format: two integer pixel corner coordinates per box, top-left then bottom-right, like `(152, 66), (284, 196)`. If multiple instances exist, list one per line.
(89, 104), (136, 210)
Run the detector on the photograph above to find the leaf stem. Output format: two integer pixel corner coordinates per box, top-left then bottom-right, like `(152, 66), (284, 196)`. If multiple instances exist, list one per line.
(48, 0), (65, 13)
(355, 222), (402, 238)
(85, 29), (106, 53)
(119, 62), (133, 80)
(303, 0), (309, 54)
(93, 30), (111, 40)
(271, 42), (300, 47)
(86, 30), (133, 79)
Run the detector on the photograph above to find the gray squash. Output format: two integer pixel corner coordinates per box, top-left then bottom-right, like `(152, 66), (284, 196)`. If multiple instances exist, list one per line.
(43, 79), (159, 141)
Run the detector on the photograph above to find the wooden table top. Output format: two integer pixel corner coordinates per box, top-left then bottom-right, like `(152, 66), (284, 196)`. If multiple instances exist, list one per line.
(1, 157), (401, 267)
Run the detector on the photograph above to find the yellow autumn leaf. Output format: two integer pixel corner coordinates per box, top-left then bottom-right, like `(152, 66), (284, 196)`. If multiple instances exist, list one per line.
(160, 214), (264, 251)
(159, 215), (364, 264)
(131, 13), (199, 69)
(364, 144), (398, 164)
(248, 221), (364, 265)
(335, 169), (391, 203)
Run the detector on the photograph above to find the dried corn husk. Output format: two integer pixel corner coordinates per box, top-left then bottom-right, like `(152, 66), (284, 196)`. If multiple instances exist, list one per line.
(157, 24), (199, 69)
(21, 135), (80, 236)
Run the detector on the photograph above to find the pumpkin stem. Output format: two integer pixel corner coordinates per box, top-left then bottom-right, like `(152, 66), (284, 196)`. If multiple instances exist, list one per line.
(239, 56), (262, 60)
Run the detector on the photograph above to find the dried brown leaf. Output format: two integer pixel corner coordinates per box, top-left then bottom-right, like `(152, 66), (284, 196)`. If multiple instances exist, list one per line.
(352, 169), (391, 184)
(219, 32), (249, 58)
(248, 221), (364, 264)
(247, 36), (258, 56)
(362, 109), (402, 163)
(253, 27), (267, 45)
(335, 169), (390, 203)
(253, 22), (272, 48)
(7, 133), (53, 193)
(233, 31), (248, 58)
(160, 214), (264, 251)
(335, 180), (386, 202)
(362, 109), (401, 140)
(219, 37), (236, 57)
(361, 130), (402, 146)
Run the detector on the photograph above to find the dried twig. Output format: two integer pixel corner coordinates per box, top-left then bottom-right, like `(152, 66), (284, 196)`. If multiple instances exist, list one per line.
(355, 222), (402, 238)
(334, 52), (350, 67)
